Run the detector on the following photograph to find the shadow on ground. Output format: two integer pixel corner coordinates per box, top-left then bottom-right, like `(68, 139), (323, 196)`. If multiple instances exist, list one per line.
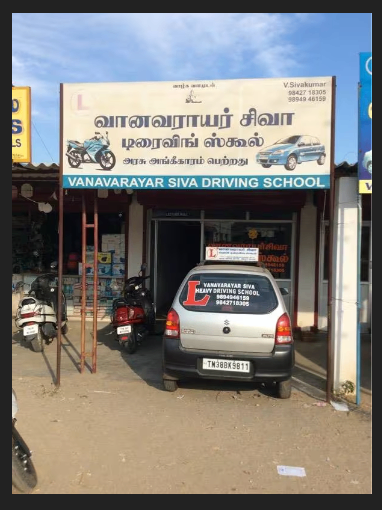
(96, 321), (279, 398)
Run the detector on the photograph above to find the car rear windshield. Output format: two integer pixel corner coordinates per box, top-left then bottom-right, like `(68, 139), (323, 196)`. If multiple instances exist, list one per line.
(179, 273), (278, 314)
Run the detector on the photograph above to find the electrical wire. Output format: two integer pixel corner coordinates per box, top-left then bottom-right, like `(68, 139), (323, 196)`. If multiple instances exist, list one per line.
(32, 120), (55, 163)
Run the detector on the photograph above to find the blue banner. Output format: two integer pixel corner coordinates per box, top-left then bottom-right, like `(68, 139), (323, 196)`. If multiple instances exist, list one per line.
(359, 52), (372, 193)
(63, 174), (330, 190)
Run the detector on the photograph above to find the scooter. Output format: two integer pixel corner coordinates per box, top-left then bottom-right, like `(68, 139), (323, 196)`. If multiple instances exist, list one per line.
(14, 262), (67, 352)
(66, 131), (116, 170)
(111, 264), (155, 354)
(12, 388), (38, 494)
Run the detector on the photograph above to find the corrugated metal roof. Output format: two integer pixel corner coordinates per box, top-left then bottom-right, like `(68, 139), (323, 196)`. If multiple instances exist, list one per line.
(12, 162), (59, 172)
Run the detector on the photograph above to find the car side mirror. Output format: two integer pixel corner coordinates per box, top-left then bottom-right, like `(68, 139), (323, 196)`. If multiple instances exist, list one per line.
(280, 287), (289, 296)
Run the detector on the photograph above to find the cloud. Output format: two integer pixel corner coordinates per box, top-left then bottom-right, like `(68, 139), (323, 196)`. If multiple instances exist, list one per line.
(12, 13), (319, 85)
(12, 12), (320, 162)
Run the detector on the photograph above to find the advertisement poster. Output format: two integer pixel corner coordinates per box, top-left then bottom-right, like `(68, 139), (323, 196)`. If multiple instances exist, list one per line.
(358, 53), (372, 194)
(62, 77), (333, 190)
(12, 86), (31, 163)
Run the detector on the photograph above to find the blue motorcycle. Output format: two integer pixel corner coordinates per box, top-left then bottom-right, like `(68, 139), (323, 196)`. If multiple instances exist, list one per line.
(66, 131), (116, 170)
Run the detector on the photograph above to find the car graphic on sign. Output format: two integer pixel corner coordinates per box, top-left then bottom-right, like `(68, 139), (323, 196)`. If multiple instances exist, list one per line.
(256, 135), (326, 171)
(362, 149), (372, 174)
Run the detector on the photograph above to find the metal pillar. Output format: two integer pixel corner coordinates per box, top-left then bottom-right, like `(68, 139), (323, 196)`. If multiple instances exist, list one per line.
(56, 83), (64, 387)
(326, 76), (337, 403)
(80, 192), (99, 374)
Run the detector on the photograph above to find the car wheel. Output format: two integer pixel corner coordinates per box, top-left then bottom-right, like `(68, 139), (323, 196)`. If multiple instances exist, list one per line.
(275, 378), (291, 399)
(317, 154), (326, 165)
(261, 164), (272, 168)
(285, 155), (297, 171)
(163, 379), (178, 392)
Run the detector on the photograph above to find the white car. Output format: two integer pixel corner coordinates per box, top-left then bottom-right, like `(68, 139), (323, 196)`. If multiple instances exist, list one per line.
(363, 150), (372, 174)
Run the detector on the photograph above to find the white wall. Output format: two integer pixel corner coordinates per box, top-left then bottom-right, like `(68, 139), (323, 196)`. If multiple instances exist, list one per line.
(331, 177), (358, 393)
(297, 192), (317, 330)
(127, 194), (144, 278)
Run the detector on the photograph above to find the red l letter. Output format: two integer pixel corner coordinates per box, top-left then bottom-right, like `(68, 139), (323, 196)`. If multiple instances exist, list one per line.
(183, 281), (210, 306)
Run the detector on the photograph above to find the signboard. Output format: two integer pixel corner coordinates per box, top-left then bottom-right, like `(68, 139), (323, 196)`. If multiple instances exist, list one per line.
(12, 86), (31, 163)
(206, 246), (259, 262)
(358, 53), (372, 194)
(62, 77), (334, 190)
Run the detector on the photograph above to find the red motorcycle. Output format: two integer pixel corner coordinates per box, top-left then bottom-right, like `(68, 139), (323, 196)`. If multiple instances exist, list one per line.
(111, 265), (155, 353)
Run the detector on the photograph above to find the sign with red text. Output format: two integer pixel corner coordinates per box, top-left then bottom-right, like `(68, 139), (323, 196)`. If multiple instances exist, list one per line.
(206, 246), (259, 262)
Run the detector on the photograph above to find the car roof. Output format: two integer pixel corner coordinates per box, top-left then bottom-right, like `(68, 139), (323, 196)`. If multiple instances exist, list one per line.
(189, 263), (273, 277)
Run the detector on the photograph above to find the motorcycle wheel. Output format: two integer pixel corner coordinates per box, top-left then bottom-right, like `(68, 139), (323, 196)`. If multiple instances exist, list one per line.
(30, 328), (44, 353)
(67, 150), (81, 168)
(97, 151), (116, 171)
(123, 329), (137, 354)
(12, 434), (38, 493)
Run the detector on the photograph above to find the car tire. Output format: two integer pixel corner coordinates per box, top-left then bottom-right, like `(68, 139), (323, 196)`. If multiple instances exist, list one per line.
(317, 154), (326, 165)
(163, 379), (178, 392)
(276, 378), (291, 399)
(261, 164), (272, 168)
(285, 155), (297, 171)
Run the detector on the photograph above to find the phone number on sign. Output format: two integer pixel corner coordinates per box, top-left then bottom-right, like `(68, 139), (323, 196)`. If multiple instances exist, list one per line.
(288, 90), (327, 96)
(288, 96), (326, 102)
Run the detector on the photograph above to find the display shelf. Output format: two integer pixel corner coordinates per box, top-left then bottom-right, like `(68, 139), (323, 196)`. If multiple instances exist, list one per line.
(63, 275), (125, 278)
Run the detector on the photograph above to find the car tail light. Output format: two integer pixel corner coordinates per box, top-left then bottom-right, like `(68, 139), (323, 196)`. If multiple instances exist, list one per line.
(164, 308), (180, 338)
(20, 311), (40, 319)
(275, 313), (293, 344)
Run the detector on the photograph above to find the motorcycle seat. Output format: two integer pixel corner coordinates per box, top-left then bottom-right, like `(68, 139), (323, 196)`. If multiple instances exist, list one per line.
(68, 140), (84, 147)
(113, 298), (128, 309)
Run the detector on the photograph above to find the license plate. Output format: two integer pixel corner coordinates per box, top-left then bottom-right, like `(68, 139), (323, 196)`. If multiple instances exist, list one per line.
(202, 358), (250, 373)
(24, 324), (38, 336)
(117, 325), (132, 335)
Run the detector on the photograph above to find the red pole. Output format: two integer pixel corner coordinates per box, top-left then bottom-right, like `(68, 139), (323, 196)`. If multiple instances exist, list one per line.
(92, 192), (98, 373)
(80, 193), (86, 373)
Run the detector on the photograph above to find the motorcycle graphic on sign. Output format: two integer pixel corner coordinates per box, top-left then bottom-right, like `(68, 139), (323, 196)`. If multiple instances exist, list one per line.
(66, 131), (116, 170)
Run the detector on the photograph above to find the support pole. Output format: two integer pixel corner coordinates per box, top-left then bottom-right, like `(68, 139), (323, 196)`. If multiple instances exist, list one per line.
(92, 193), (98, 373)
(56, 185), (64, 386)
(80, 193), (86, 373)
(56, 83), (64, 387)
(326, 76), (337, 402)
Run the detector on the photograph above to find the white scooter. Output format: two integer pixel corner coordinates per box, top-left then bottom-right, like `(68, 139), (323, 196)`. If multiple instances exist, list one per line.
(14, 262), (67, 352)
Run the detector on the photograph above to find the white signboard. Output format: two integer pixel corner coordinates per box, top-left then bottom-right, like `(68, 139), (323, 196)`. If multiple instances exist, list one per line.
(62, 77), (333, 190)
(206, 246), (259, 262)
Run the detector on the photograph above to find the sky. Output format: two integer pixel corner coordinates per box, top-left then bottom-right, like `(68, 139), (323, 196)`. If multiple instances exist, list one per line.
(12, 13), (372, 165)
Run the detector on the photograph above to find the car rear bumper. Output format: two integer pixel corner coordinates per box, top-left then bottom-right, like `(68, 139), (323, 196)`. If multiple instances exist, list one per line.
(163, 337), (294, 383)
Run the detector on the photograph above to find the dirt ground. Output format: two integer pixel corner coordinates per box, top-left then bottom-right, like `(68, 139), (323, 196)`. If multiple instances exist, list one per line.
(12, 320), (372, 494)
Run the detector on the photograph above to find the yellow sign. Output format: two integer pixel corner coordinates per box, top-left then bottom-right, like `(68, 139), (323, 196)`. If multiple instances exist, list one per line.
(12, 87), (31, 162)
(359, 180), (372, 194)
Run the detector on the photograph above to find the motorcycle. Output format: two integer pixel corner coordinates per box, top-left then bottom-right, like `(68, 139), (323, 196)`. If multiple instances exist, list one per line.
(12, 389), (38, 494)
(14, 262), (68, 352)
(111, 264), (156, 354)
(66, 131), (116, 170)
